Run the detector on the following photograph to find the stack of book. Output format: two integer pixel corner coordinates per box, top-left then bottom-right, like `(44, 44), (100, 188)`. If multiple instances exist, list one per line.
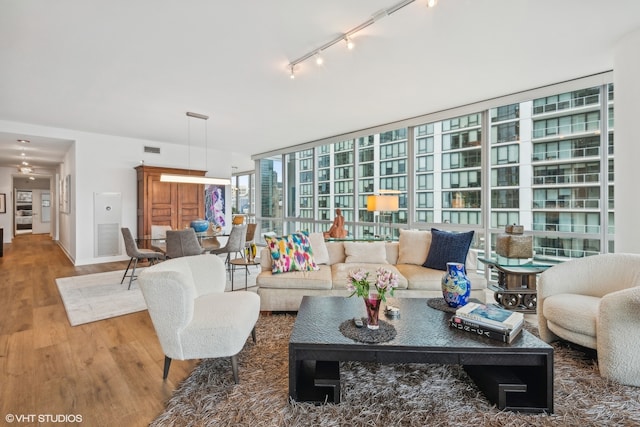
(449, 302), (525, 343)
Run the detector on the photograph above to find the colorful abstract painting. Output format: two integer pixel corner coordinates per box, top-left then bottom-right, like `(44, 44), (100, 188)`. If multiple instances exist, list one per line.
(204, 185), (225, 226)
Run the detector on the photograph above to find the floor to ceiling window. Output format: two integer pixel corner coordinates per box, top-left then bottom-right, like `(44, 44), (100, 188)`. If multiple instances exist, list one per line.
(230, 173), (255, 219)
(254, 78), (614, 260)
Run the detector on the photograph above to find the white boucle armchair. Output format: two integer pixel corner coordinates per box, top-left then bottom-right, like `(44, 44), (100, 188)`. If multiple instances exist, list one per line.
(537, 253), (640, 387)
(138, 254), (260, 382)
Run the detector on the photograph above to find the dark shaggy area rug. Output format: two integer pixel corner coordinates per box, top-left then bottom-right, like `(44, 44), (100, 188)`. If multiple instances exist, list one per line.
(151, 314), (640, 427)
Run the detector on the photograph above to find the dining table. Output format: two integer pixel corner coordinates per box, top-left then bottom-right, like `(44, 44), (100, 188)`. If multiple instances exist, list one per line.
(137, 230), (228, 255)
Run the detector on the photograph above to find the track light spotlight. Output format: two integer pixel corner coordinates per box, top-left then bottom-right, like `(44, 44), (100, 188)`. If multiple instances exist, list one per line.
(286, 0), (420, 78)
(345, 36), (355, 50)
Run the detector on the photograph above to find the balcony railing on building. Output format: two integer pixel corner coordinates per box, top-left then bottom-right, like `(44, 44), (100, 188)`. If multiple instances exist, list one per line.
(533, 93), (600, 115)
(532, 172), (600, 185)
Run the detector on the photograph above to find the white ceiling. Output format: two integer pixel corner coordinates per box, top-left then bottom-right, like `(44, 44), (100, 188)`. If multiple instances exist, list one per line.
(1, 0), (639, 174)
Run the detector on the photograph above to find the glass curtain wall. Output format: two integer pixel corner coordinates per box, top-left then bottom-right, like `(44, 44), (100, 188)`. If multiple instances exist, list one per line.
(259, 156), (283, 238)
(230, 174), (254, 215)
(256, 83), (614, 261)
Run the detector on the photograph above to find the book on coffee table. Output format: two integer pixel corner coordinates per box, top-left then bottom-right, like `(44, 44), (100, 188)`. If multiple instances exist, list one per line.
(449, 315), (523, 343)
(455, 302), (524, 331)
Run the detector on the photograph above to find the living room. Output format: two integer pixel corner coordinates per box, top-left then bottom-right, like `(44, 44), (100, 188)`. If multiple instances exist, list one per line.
(1, 1), (640, 425)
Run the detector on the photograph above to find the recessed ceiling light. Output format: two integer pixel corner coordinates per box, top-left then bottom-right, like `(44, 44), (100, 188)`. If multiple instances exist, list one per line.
(22, 161), (29, 165)
(18, 139), (30, 144)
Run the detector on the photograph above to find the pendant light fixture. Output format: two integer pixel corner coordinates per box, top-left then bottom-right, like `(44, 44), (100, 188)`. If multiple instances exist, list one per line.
(160, 112), (231, 186)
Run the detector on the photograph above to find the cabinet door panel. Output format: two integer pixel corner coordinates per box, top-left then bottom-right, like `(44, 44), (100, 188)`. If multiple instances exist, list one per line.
(149, 177), (177, 227)
(176, 183), (204, 229)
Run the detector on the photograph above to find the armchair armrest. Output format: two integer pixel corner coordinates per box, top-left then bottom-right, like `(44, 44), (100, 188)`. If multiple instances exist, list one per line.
(597, 286), (640, 386)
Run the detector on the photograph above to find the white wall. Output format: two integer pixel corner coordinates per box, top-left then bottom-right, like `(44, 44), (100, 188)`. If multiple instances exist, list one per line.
(614, 27), (640, 254)
(0, 119), (240, 265)
(0, 167), (13, 242)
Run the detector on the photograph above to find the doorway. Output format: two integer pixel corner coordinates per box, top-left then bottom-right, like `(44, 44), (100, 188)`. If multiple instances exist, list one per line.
(12, 176), (54, 238)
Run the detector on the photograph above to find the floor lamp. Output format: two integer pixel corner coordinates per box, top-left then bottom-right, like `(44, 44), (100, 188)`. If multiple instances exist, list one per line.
(367, 194), (399, 239)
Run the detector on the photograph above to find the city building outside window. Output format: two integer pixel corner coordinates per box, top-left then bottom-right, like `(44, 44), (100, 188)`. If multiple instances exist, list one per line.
(255, 81), (614, 262)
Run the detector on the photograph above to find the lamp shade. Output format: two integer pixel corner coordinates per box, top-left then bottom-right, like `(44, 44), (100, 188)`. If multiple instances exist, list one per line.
(367, 195), (399, 212)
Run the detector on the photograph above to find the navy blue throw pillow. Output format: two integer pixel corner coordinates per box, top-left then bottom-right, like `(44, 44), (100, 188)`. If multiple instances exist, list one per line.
(423, 228), (474, 271)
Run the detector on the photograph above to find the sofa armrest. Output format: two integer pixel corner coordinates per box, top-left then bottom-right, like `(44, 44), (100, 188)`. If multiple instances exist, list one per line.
(597, 285), (640, 385)
(259, 247), (272, 271)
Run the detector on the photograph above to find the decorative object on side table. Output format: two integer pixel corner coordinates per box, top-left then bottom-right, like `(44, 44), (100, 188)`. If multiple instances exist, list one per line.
(441, 262), (471, 308)
(347, 268), (399, 329)
(495, 224), (533, 259)
(245, 243), (257, 262)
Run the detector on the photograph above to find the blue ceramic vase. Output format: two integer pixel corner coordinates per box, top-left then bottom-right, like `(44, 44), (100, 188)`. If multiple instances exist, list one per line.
(190, 219), (209, 233)
(441, 262), (471, 308)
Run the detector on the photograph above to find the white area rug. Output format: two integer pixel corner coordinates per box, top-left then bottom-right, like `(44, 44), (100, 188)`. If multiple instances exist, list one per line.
(56, 270), (148, 326)
(56, 263), (259, 326)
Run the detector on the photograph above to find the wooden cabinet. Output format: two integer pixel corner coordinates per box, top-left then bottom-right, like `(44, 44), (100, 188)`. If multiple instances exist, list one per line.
(135, 165), (206, 238)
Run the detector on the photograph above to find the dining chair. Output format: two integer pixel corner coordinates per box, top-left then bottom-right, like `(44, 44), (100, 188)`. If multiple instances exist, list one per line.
(244, 223), (257, 252)
(151, 224), (172, 239)
(210, 224), (247, 266)
(120, 227), (165, 290)
(165, 229), (206, 259)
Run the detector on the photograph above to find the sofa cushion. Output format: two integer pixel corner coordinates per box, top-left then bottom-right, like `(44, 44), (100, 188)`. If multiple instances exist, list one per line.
(265, 233), (319, 274)
(396, 264), (486, 291)
(423, 228), (474, 271)
(398, 229), (431, 265)
(256, 265), (333, 290)
(332, 263), (408, 290)
(344, 242), (388, 264)
(308, 232), (330, 265)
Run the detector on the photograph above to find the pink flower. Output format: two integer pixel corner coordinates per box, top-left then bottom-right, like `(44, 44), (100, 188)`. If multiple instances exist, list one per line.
(347, 267), (397, 302)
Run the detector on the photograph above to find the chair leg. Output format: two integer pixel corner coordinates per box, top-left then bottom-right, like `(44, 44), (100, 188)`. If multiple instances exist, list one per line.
(163, 356), (172, 380)
(251, 326), (256, 343)
(121, 258), (134, 284)
(230, 354), (239, 384)
(127, 258), (139, 290)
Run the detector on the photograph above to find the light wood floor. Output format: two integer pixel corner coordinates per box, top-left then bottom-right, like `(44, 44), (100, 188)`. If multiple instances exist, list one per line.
(0, 234), (199, 426)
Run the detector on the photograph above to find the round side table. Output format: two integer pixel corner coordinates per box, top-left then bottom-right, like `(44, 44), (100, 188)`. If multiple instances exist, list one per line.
(229, 258), (260, 291)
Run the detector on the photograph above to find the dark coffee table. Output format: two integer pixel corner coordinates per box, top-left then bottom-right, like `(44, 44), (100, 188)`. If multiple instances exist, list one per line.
(288, 296), (553, 413)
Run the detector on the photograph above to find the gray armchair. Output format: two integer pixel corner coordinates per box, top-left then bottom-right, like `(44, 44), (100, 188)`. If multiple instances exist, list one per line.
(120, 227), (165, 290)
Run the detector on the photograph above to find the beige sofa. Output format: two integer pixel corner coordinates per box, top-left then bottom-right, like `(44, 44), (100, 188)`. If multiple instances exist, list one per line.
(256, 229), (487, 312)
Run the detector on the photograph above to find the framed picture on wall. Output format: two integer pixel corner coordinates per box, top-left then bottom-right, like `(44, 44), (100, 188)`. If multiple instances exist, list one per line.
(60, 174), (70, 213)
(0, 193), (6, 214)
(204, 185), (225, 226)
(16, 190), (32, 203)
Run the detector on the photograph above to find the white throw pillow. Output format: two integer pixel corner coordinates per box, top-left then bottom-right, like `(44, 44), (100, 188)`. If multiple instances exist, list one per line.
(344, 242), (388, 264)
(308, 232), (330, 265)
(397, 229), (432, 265)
